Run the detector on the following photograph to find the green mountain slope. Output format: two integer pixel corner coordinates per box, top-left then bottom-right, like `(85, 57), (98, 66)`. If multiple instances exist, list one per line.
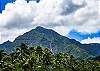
(11, 26), (94, 59)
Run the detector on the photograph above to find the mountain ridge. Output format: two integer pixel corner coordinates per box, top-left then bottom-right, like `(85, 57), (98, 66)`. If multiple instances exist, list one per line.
(0, 26), (100, 59)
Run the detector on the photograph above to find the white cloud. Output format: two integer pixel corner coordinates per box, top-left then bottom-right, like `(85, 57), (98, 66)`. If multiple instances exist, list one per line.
(72, 0), (84, 5)
(0, 0), (82, 43)
(81, 37), (100, 44)
(0, 0), (35, 29)
(0, 0), (100, 43)
(73, 0), (100, 34)
(0, 0), (70, 29)
(0, 28), (32, 44)
(53, 26), (72, 36)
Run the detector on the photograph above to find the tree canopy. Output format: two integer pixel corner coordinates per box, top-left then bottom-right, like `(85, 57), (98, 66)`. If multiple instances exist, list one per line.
(0, 43), (100, 71)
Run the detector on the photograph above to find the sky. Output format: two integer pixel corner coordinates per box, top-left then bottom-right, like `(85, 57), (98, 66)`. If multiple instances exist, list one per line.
(0, 0), (100, 44)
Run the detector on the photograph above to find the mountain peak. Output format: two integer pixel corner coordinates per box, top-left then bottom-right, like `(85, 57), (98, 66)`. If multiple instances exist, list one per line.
(0, 40), (14, 53)
(34, 26), (61, 37)
(35, 26), (45, 30)
(4, 40), (12, 44)
(7, 40), (11, 42)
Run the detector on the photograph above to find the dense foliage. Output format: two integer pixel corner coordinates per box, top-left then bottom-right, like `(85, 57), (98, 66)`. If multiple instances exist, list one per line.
(0, 43), (100, 71)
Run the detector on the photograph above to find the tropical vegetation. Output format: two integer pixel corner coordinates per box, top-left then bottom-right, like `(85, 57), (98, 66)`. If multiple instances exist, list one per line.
(0, 43), (100, 71)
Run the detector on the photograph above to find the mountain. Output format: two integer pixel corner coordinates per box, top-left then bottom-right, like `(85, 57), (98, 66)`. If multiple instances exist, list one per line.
(91, 55), (100, 61)
(68, 40), (100, 56)
(0, 40), (15, 53)
(0, 26), (100, 59)
(81, 44), (100, 56)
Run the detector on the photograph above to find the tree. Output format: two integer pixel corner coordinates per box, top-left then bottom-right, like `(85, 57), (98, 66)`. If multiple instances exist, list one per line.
(0, 44), (100, 71)
(43, 48), (54, 71)
(0, 50), (6, 61)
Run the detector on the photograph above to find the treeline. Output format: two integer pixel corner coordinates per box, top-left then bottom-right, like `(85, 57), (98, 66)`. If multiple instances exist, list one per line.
(0, 43), (100, 71)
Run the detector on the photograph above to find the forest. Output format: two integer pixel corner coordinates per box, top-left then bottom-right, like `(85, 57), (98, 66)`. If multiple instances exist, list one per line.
(0, 43), (100, 71)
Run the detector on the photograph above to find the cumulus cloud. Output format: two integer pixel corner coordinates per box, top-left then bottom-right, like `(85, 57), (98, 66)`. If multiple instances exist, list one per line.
(72, 0), (85, 5)
(0, 0), (35, 29)
(81, 37), (100, 44)
(0, 28), (31, 44)
(0, 0), (84, 43)
(73, 0), (100, 34)
(0, 0), (100, 43)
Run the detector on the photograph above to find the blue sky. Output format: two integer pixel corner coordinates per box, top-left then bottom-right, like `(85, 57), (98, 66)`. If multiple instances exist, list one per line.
(0, 0), (15, 13)
(68, 31), (100, 41)
(0, 0), (100, 44)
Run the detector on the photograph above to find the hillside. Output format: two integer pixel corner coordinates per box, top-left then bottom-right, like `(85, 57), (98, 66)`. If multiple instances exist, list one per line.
(0, 26), (100, 59)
